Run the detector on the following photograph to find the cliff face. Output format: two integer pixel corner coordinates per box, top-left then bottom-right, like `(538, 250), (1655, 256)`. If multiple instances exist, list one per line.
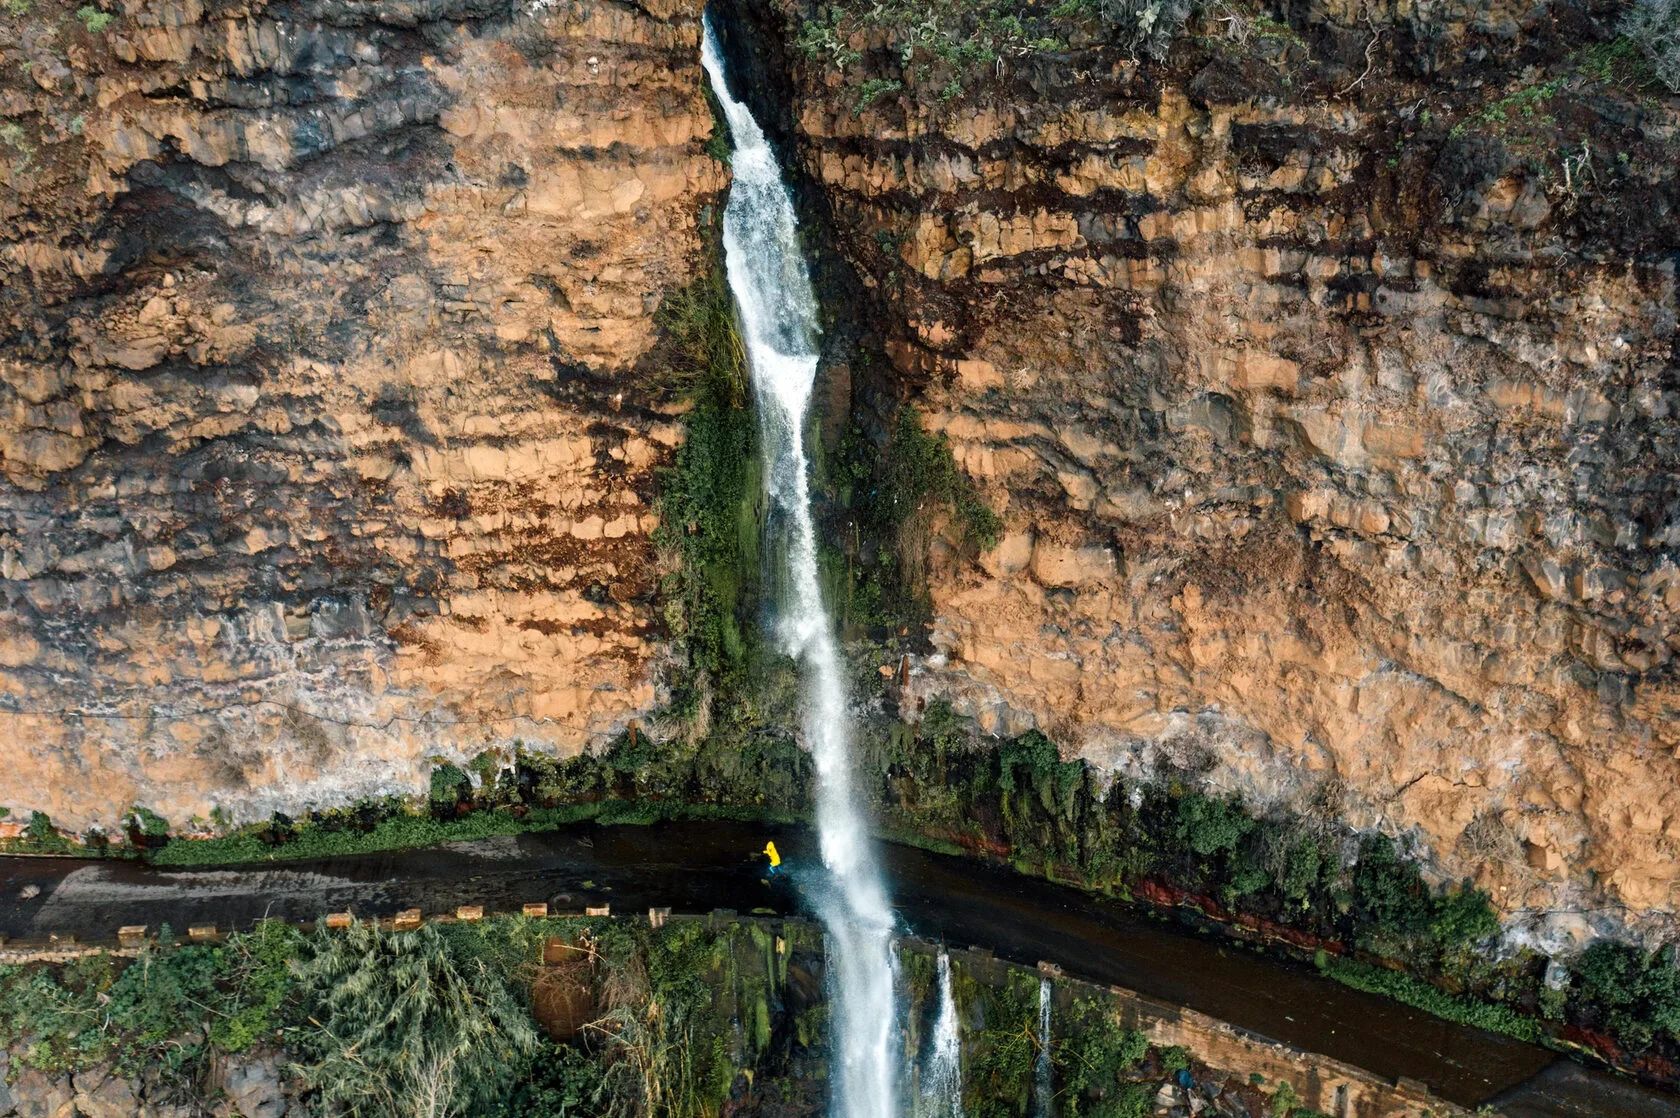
(0, 0), (723, 828)
(723, 0), (1680, 940)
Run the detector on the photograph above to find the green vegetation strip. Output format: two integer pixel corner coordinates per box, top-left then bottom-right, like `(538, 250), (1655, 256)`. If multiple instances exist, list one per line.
(1315, 955), (1540, 1042)
(147, 800), (783, 868)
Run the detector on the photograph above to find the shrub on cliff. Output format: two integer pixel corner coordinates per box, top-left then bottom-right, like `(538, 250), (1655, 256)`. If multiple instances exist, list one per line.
(428, 763), (472, 812)
(1052, 998), (1150, 1116)
(1621, 0), (1680, 92)
(1571, 942), (1680, 1052)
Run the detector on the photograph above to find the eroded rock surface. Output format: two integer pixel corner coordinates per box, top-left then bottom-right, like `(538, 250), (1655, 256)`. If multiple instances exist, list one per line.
(0, 0), (724, 827)
(724, 0), (1680, 939)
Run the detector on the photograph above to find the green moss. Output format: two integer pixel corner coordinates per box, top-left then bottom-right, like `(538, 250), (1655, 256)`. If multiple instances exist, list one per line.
(651, 236), (761, 706)
(702, 82), (732, 166)
(826, 406), (1003, 631)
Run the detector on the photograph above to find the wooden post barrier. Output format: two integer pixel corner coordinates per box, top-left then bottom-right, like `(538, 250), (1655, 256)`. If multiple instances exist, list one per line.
(455, 905), (484, 922)
(393, 909), (422, 931)
(117, 925), (148, 948)
(522, 902), (549, 918)
(648, 907), (670, 929)
(324, 912), (353, 930)
(188, 924), (218, 942)
(585, 904), (611, 918)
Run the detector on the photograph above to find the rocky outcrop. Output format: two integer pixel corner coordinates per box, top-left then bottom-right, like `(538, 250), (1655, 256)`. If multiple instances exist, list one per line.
(723, 0), (1680, 941)
(0, 0), (724, 827)
(0, 1049), (283, 1118)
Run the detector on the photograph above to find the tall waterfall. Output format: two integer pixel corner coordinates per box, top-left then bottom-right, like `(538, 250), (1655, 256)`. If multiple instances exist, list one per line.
(1034, 978), (1053, 1117)
(919, 950), (964, 1118)
(700, 20), (901, 1118)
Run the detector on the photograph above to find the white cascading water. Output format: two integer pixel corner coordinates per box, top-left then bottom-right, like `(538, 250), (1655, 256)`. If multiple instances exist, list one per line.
(700, 20), (901, 1118)
(1034, 978), (1053, 1117)
(919, 950), (964, 1118)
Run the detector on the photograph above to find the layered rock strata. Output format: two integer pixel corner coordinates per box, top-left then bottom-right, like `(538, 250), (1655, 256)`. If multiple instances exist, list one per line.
(722, 0), (1680, 941)
(0, 0), (724, 827)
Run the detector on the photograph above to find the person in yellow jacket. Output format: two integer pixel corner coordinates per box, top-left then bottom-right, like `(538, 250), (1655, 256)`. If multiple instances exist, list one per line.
(763, 840), (781, 876)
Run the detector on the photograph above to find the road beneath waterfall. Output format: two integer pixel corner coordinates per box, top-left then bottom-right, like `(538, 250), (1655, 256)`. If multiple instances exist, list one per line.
(0, 820), (1673, 1118)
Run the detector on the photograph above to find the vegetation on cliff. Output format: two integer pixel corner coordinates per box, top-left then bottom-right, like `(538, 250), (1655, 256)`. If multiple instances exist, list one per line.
(0, 916), (821, 1118)
(146, 734), (811, 868)
(42, 698), (1680, 1085)
(650, 231), (761, 711)
(867, 701), (1680, 1075)
(823, 405), (1002, 631)
(796, 0), (1190, 100)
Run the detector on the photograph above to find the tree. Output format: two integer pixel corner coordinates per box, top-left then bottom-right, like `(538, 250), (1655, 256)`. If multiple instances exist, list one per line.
(290, 921), (539, 1118)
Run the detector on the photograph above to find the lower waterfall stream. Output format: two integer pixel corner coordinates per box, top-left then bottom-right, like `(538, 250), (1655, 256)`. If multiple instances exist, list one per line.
(700, 19), (902, 1118)
(920, 949), (964, 1118)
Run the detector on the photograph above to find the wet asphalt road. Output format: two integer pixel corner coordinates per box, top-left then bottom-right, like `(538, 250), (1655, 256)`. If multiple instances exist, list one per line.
(1, 821), (1675, 1117)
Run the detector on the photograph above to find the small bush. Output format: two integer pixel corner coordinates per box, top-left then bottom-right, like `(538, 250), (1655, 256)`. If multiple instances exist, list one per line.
(1572, 942), (1680, 1052)
(1621, 0), (1680, 92)
(76, 4), (112, 31)
(1175, 794), (1252, 858)
(854, 78), (904, 113)
(128, 806), (170, 839)
(428, 762), (471, 806)
(1053, 998), (1149, 1117)
(1429, 883), (1500, 949)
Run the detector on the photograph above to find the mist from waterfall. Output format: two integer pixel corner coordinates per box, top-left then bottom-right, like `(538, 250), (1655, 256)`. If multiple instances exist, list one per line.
(700, 19), (901, 1118)
(919, 949), (964, 1118)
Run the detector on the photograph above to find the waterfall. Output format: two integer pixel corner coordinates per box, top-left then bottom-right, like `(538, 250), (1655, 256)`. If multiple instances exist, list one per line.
(1034, 978), (1053, 1118)
(700, 20), (901, 1118)
(919, 950), (964, 1118)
